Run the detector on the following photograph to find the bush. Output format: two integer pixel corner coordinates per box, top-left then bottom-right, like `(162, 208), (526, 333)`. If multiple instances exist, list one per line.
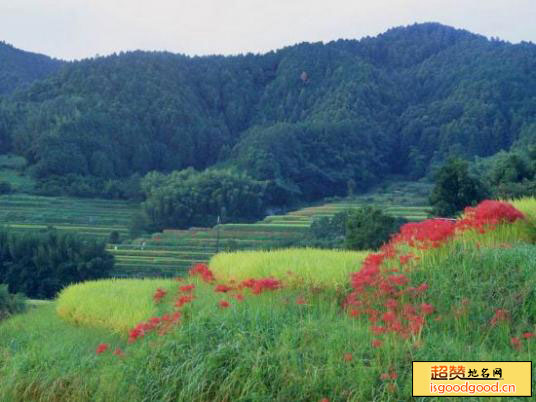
(0, 230), (114, 299)
(430, 158), (489, 217)
(345, 206), (406, 250)
(0, 181), (12, 194)
(0, 284), (26, 320)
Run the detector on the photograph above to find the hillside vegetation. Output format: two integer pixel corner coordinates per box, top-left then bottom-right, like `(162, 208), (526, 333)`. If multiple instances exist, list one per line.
(1, 23), (536, 203)
(0, 198), (534, 401)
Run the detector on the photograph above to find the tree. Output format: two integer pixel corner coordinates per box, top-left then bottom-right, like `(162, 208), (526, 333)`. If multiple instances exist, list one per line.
(345, 206), (405, 250)
(429, 158), (488, 217)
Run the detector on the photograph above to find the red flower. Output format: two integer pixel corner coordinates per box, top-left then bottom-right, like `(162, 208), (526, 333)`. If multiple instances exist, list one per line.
(511, 337), (521, 350)
(390, 371), (398, 380)
(380, 373), (390, 380)
(490, 308), (510, 326)
(233, 293), (245, 302)
(343, 353), (353, 362)
(371, 339), (383, 348)
(96, 343), (109, 355)
(175, 295), (194, 308)
(348, 309), (360, 317)
(522, 332), (535, 339)
(420, 303), (435, 315)
(189, 263), (215, 283)
(219, 300), (230, 308)
(384, 298), (398, 310)
(153, 288), (167, 303)
(179, 284), (195, 292)
(214, 284), (233, 293)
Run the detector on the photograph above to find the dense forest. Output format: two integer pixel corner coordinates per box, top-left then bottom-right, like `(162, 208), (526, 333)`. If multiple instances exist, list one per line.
(0, 23), (535, 207)
(0, 42), (64, 95)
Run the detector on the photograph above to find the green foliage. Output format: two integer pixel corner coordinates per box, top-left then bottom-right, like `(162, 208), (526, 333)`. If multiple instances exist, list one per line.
(307, 210), (351, 248)
(0, 181), (12, 194)
(1, 24), (536, 205)
(0, 284), (26, 320)
(0, 41), (63, 95)
(108, 230), (120, 244)
(0, 230), (114, 299)
(139, 168), (267, 230)
(430, 158), (489, 217)
(345, 206), (406, 250)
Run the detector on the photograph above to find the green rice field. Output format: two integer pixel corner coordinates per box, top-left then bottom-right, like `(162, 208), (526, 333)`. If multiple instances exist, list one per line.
(0, 182), (432, 278)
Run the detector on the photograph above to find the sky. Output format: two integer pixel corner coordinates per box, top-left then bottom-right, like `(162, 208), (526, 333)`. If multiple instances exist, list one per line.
(1, 0), (535, 61)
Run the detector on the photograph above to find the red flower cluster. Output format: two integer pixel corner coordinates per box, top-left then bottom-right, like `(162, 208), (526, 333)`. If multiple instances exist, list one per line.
(490, 308), (510, 326)
(457, 200), (524, 233)
(189, 263), (215, 283)
(391, 219), (456, 250)
(218, 300), (230, 308)
(179, 284), (195, 292)
(345, 200), (525, 346)
(214, 284), (234, 293)
(128, 312), (181, 343)
(239, 277), (282, 294)
(96, 343), (109, 355)
(175, 295), (194, 308)
(153, 288), (167, 303)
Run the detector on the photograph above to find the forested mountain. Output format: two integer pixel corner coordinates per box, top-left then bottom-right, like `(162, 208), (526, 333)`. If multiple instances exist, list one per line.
(0, 23), (535, 203)
(0, 42), (64, 95)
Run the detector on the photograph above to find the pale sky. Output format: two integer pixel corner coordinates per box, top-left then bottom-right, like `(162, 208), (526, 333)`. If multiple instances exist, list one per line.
(1, 0), (535, 61)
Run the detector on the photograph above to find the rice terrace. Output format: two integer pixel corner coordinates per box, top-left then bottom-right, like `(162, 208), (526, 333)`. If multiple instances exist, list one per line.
(2, 3), (536, 401)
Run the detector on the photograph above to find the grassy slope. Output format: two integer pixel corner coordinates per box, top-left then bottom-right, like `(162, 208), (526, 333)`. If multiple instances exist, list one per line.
(1, 199), (535, 401)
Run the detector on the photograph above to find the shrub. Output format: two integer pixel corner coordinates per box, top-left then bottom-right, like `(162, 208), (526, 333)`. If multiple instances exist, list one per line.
(430, 158), (489, 217)
(0, 181), (12, 194)
(345, 206), (406, 250)
(0, 230), (114, 299)
(0, 284), (26, 320)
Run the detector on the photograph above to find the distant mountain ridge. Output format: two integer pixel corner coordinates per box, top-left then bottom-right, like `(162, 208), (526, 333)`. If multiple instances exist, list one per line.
(0, 41), (64, 95)
(0, 23), (535, 202)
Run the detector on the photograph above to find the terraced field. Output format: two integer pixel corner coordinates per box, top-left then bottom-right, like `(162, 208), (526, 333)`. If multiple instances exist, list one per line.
(0, 194), (138, 240)
(113, 200), (432, 277)
(0, 184), (432, 278)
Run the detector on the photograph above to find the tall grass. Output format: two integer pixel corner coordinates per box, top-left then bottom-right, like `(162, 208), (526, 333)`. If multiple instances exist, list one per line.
(209, 248), (368, 290)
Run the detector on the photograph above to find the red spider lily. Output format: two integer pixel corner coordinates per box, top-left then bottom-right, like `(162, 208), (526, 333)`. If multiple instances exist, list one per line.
(371, 339), (383, 348)
(388, 274), (409, 286)
(382, 311), (397, 323)
(390, 371), (398, 380)
(175, 295), (194, 308)
(384, 298), (398, 310)
(380, 373), (390, 380)
(179, 284), (195, 292)
(246, 278), (282, 294)
(343, 353), (353, 362)
(420, 303), (435, 315)
(214, 284), (233, 293)
(296, 297), (307, 305)
(522, 332), (535, 339)
(96, 343), (109, 355)
(399, 254), (413, 265)
(348, 309), (360, 318)
(457, 201), (524, 233)
(490, 308), (510, 326)
(153, 288), (167, 303)
(402, 303), (416, 317)
(511, 337), (521, 350)
(233, 293), (245, 302)
(371, 325), (386, 335)
(218, 300), (230, 308)
(113, 347), (124, 357)
(189, 263), (215, 283)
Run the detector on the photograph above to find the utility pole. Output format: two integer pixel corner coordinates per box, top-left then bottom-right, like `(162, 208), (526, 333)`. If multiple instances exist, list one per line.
(216, 215), (221, 253)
